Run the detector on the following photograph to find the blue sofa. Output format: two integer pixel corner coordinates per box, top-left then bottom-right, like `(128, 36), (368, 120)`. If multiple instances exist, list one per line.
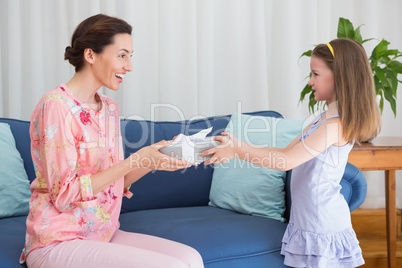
(0, 111), (367, 267)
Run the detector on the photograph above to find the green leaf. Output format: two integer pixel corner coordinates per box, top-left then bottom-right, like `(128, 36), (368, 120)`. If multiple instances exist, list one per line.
(384, 69), (398, 96)
(374, 75), (382, 94)
(371, 46), (379, 63)
(299, 50), (312, 59)
(388, 60), (402, 73)
(379, 56), (391, 65)
(374, 66), (387, 89)
(375, 39), (390, 58)
(370, 56), (378, 69)
(362, 38), (375, 44)
(383, 85), (397, 117)
(300, 83), (313, 102)
(353, 25), (363, 43)
(304, 73), (312, 80)
(308, 91), (318, 113)
(379, 93), (384, 113)
(383, 49), (400, 57)
(337, 18), (355, 38)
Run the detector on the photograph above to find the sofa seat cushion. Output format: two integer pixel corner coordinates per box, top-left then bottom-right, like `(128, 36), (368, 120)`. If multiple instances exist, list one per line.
(119, 206), (287, 267)
(0, 216), (27, 268)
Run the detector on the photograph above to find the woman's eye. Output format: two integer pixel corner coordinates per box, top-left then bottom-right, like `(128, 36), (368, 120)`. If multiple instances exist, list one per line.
(119, 54), (126, 58)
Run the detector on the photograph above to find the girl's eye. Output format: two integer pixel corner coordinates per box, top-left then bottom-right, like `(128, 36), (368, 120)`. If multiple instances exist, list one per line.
(119, 54), (126, 59)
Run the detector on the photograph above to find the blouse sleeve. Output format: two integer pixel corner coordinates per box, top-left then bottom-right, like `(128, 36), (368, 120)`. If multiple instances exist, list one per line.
(32, 99), (96, 212)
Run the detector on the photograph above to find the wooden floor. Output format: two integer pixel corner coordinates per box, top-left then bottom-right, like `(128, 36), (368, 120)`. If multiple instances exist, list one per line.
(351, 209), (402, 268)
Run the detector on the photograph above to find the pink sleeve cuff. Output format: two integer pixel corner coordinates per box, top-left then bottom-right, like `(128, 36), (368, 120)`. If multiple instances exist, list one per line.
(80, 175), (95, 201)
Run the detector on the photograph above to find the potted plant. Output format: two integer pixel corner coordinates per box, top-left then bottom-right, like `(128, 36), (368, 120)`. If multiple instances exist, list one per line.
(299, 17), (402, 116)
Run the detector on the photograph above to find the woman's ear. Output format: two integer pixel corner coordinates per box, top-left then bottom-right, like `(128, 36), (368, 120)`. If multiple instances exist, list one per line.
(83, 48), (95, 65)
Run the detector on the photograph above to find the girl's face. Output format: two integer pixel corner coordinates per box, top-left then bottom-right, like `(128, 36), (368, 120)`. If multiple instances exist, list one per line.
(91, 33), (133, 91)
(308, 56), (336, 103)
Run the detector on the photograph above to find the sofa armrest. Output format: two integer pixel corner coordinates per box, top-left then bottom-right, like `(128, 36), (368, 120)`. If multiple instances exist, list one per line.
(339, 162), (368, 212)
(284, 162), (367, 222)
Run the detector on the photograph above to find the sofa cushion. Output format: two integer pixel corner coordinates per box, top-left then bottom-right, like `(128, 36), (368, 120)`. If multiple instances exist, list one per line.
(0, 123), (31, 218)
(0, 216), (27, 267)
(119, 206), (287, 267)
(0, 118), (35, 182)
(120, 111), (283, 213)
(340, 162), (368, 211)
(209, 113), (303, 222)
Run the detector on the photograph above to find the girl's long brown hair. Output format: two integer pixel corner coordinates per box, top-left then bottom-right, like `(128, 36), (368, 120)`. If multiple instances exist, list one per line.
(312, 38), (381, 143)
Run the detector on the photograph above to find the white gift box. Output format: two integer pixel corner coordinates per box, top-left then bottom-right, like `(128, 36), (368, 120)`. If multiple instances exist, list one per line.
(159, 128), (221, 165)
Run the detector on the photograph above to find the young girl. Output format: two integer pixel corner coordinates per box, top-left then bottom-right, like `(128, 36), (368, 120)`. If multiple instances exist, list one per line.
(20, 14), (203, 268)
(202, 38), (381, 267)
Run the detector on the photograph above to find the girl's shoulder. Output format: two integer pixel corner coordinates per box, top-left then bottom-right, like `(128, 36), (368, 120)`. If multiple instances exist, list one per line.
(317, 117), (348, 146)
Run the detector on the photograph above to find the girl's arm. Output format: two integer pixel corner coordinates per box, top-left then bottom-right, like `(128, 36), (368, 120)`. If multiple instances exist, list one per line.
(283, 127), (305, 151)
(202, 118), (343, 171)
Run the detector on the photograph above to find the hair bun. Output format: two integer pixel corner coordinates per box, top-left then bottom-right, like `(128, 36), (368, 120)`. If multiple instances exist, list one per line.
(64, 46), (72, 60)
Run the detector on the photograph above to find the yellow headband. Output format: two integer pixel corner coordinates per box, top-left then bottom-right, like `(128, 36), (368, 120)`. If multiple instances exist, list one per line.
(326, 42), (335, 57)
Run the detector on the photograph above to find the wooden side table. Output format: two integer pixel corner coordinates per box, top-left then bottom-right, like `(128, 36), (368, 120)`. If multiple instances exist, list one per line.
(348, 137), (402, 268)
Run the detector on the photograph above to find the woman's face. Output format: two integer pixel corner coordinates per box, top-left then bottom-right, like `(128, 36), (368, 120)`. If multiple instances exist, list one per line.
(308, 56), (336, 103)
(91, 33), (133, 91)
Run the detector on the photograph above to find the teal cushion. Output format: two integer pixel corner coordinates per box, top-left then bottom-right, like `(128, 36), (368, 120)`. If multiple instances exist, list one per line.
(209, 113), (303, 222)
(0, 123), (31, 218)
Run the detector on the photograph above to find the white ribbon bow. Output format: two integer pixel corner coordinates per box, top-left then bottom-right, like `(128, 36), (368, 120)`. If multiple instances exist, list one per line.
(171, 127), (213, 164)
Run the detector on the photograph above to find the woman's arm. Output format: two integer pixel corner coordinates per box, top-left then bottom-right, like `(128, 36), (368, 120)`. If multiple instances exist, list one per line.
(203, 118), (343, 171)
(92, 140), (191, 195)
(123, 167), (152, 189)
(90, 157), (132, 196)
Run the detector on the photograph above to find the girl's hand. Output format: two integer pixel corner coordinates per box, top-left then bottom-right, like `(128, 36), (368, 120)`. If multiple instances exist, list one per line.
(201, 132), (240, 165)
(132, 140), (192, 171)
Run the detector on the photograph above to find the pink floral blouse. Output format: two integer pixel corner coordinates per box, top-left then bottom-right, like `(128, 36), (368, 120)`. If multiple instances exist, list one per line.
(20, 84), (132, 263)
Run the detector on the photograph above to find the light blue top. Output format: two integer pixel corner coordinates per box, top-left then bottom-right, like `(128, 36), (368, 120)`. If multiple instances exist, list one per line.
(281, 112), (364, 268)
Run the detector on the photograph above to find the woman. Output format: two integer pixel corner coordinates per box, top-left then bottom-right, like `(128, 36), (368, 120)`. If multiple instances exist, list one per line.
(20, 14), (204, 268)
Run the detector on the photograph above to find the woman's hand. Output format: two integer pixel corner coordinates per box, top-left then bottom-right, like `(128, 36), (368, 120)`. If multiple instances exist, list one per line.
(201, 132), (240, 165)
(130, 140), (192, 171)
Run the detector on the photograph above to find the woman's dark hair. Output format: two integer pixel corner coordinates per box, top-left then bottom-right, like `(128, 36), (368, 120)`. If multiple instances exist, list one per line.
(64, 14), (132, 72)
